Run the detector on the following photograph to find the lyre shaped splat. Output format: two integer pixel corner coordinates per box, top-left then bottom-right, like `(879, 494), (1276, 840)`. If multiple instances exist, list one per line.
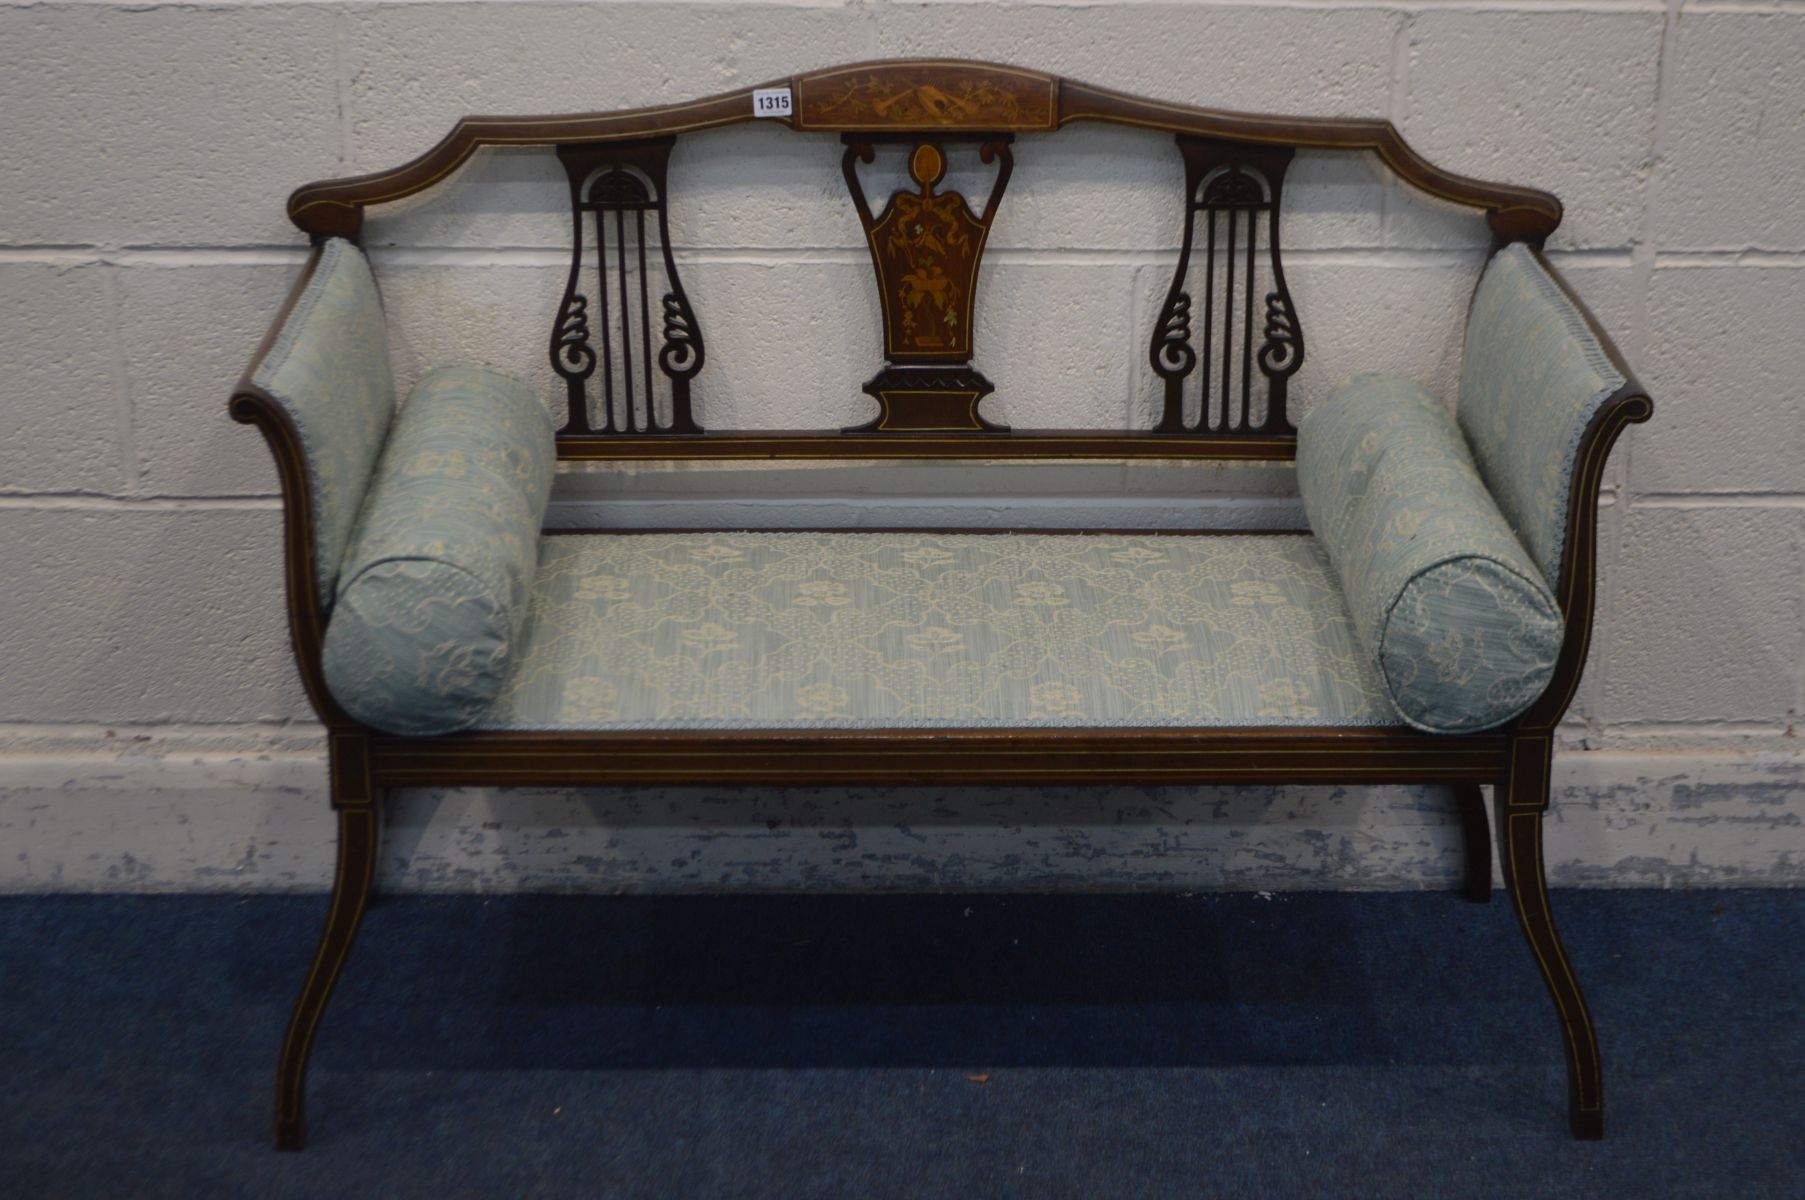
(1150, 137), (1303, 435)
(841, 136), (1013, 432)
(551, 138), (705, 437)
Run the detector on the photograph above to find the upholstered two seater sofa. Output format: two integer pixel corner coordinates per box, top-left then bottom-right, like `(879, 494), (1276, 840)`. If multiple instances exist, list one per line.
(232, 60), (1652, 1149)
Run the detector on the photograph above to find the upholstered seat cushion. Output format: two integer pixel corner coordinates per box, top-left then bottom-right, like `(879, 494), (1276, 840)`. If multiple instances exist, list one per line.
(1298, 374), (1564, 734)
(322, 364), (556, 735)
(474, 531), (1405, 732)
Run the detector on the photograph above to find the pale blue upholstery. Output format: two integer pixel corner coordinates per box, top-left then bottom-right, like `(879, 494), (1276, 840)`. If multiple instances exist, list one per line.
(249, 238), (397, 607)
(322, 364), (555, 736)
(1297, 375), (1564, 734)
(1458, 243), (1626, 585)
(476, 532), (1405, 731)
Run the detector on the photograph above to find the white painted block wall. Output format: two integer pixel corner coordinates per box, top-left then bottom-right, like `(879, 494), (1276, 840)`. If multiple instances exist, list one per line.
(2, 0), (1801, 892)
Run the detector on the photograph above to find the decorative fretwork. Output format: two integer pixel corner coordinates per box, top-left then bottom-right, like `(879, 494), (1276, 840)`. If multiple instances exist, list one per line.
(1150, 138), (1303, 436)
(841, 135), (1013, 433)
(552, 138), (704, 437)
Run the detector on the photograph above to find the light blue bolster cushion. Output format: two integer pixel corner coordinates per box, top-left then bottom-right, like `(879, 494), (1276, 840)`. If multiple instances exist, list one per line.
(321, 364), (555, 736)
(1298, 375), (1564, 734)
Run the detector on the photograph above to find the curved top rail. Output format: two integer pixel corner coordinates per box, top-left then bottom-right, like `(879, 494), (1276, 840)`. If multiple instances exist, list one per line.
(287, 57), (1561, 239)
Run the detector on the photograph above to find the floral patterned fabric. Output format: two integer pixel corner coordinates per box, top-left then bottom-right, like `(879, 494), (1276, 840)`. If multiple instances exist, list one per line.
(475, 532), (1404, 731)
(1458, 243), (1626, 586)
(322, 364), (555, 736)
(249, 238), (397, 607)
(1297, 374), (1564, 733)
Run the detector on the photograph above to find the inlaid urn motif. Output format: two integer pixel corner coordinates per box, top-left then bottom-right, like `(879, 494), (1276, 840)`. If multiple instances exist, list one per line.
(840, 136), (1015, 433)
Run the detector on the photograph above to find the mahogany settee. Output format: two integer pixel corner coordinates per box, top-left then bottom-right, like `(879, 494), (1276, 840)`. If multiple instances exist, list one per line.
(231, 59), (1653, 1149)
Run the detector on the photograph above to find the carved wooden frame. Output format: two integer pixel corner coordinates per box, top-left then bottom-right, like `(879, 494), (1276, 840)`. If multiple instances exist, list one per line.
(233, 60), (1648, 1150)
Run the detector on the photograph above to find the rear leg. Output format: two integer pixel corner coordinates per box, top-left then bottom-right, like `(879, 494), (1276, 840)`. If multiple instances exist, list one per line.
(1453, 783), (1492, 903)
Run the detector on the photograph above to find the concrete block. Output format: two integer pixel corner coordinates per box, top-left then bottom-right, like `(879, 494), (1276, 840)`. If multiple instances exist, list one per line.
(346, 3), (873, 170)
(875, 6), (1397, 118)
(1603, 506), (1802, 727)
(116, 262), (301, 497)
(0, 264), (124, 496)
(1638, 264), (1805, 495)
(1382, 175), (1494, 252)
(0, 750), (331, 892)
(1283, 152), (1389, 253)
(373, 258), (567, 422)
(1399, 11), (1663, 250)
(0, 6), (341, 247)
(651, 257), (879, 430)
(0, 508), (311, 724)
(973, 261), (1135, 430)
(1656, 11), (1805, 250)
(1548, 749), (1805, 887)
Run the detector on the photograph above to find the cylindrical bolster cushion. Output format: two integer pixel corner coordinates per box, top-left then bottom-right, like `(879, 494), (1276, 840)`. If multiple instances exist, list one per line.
(1298, 375), (1564, 734)
(322, 364), (555, 735)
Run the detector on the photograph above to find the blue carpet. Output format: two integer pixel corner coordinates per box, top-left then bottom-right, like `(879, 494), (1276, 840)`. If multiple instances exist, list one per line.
(1, 889), (1800, 1198)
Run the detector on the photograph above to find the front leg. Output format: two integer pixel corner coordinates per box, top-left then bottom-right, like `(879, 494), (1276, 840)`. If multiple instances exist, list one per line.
(275, 736), (381, 1150)
(1498, 737), (1602, 1139)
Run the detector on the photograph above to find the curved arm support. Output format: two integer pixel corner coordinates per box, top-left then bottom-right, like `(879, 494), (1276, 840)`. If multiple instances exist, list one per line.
(1514, 386), (1650, 736)
(229, 389), (357, 728)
